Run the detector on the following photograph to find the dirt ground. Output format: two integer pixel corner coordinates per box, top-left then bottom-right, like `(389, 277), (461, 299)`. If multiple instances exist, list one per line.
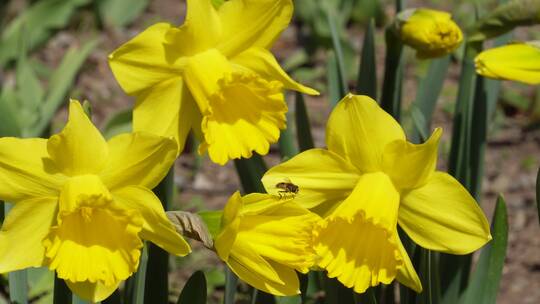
(7, 0), (539, 302)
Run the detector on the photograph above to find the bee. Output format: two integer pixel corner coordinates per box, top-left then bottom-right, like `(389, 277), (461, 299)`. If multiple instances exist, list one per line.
(275, 178), (299, 199)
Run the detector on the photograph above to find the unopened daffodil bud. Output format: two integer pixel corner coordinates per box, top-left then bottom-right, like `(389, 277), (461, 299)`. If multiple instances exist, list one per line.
(398, 8), (463, 59)
(475, 42), (540, 85)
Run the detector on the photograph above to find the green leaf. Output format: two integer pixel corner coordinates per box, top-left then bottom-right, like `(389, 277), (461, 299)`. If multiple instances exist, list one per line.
(410, 105), (429, 143)
(103, 108), (132, 139)
(0, 87), (22, 137)
(356, 19), (377, 99)
(0, 0), (91, 65)
(380, 27), (404, 120)
(537, 167), (540, 225)
(224, 267), (238, 304)
(354, 288), (378, 304)
(278, 103), (299, 160)
(294, 92), (315, 152)
(410, 56), (451, 143)
(234, 154), (267, 194)
(177, 271), (207, 304)
(30, 38), (99, 137)
(96, 0), (149, 28)
(323, 277), (354, 304)
(327, 51), (343, 108)
(53, 275), (71, 304)
(124, 245), (148, 304)
(325, 7), (348, 99)
(461, 196), (508, 304)
(16, 50), (44, 128)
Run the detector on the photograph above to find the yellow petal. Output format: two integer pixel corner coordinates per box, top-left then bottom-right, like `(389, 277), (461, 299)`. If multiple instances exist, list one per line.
(231, 47), (319, 95)
(133, 78), (201, 153)
(66, 280), (120, 303)
(100, 132), (178, 190)
(108, 23), (184, 95)
(47, 100), (108, 176)
(44, 202), (143, 287)
(382, 128), (442, 190)
(399, 172), (492, 254)
(314, 172), (402, 293)
(184, 49), (287, 165)
(326, 94), (405, 173)
(217, 0), (293, 56)
(475, 42), (540, 85)
(227, 253), (300, 296)
(0, 137), (65, 201)
(0, 197), (57, 272)
(214, 192), (243, 260)
(261, 149), (360, 212)
(112, 186), (191, 256)
(183, 0), (222, 50)
(395, 236), (422, 293)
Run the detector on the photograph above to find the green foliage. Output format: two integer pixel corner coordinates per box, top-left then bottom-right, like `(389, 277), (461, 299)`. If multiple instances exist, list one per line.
(356, 19), (377, 99)
(177, 271), (207, 304)
(95, 0), (149, 28)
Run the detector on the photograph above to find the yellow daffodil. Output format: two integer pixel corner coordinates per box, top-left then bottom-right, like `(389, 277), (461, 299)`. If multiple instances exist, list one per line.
(399, 8), (463, 59)
(262, 94), (491, 293)
(213, 192), (319, 295)
(108, 0), (318, 165)
(475, 42), (540, 85)
(0, 100), (190, 302)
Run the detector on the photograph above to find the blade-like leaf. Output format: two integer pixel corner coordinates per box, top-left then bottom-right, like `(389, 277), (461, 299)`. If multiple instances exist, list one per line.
(327, 51), (342, 108)
(380, 27), (404, 120)
(96, 0), (149, 28)
(53, 273), (70, 304)
(0, 0), (91, 65)
(357, 19), (377, 99)
(177, 271), (207, 304)
(31, 38), (99, 137)
(234, 154), (267, 194)
(224, 267), (238, 304)
(461, 196), (508, 304)
(324, 277), (354, 304)
(4, 203), (28, 304)
(326, 7), (348, 98)
(295, 92), (315, 152)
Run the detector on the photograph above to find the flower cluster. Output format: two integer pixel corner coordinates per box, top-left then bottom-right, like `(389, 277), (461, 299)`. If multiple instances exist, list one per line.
(0, 0), (498, 302)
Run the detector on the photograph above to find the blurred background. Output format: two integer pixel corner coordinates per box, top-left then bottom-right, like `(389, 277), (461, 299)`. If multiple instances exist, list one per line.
(0, 0), (539, 303)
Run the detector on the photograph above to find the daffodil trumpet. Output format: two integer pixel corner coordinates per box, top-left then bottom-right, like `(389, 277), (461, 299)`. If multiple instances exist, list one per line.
(109, 0), (318, 165)
(0, 100), (191, 302)
(262, 94), (492, 293)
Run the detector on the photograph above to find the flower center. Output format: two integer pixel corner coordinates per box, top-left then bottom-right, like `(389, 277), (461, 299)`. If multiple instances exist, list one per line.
(43, 175), (143, 286)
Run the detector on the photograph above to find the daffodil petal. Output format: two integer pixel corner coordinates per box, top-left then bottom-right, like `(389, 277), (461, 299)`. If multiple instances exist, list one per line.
(47, 100), (108, 176)
(399, 172), (492, 254)
(108, 23), (184, 94)
(227, 254), (300, 296)
(183, 0), (222, 50)
(0, 137), (64, 201)
(232, 47), (319, 95)
(217, 0), (293, 56)
(382, 128), (442, 190)
(262, 149), (360, 212)
(112, 186), (191, 256)
(100, 132), (177, 190)
(326, 94), (406, 173)
(133, 78), (200, 153)
(314, 172), (402, 293)
(66, 280), (120, 303)
(0, 197), (57, 272)
(395, 236), (422, 293)
(215, 191), (243, 260)
(229, 239), (284, 285)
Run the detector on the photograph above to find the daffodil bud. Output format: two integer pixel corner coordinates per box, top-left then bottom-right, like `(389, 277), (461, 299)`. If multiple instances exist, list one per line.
(475, 41), (540, 85)
(398, 8), (463, 59)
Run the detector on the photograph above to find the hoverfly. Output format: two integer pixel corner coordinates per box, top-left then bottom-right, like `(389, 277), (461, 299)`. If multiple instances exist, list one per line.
(275, 178), (299, 199)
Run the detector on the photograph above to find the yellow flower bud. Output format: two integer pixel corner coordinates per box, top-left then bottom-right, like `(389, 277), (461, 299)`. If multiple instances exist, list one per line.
(400, 8), (463, 59)
(475, 42), (540, 85)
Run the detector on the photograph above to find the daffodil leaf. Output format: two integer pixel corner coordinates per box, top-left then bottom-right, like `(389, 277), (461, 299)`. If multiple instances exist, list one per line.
(103, 108), (132, 139)
(95, 0), (149, 28)
(53, 275), (71, 304)
(0, 87), (22, 137)
(224, 267), (238, 304)
(380, 27), (404, 121)
(278, 104), (299, 160)
(325, 7), (348, 99)
(177, 271), (207, 304)
(356, 19), (377, 99)
(295, 92), (314, 152)
(234, 154), (267, 194)
(327, 51), (342, 108)
(323, 277), (355, 304)
(4, 203), (28, 304)
(460, 195), (508, 304)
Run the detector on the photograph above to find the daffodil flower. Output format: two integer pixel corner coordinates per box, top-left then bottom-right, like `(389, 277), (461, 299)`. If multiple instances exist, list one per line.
(399, 8), (463, 59)
(262, 94), (491, 293)
(108, 0), (318, 165)
(211, 192), (319, 295)
(475, 42), (540, 85)
(0, 101), (190, 302)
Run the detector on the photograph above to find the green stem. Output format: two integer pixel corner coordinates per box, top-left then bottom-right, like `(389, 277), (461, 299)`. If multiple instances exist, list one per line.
(53, 275), (72, 304)
(145, 169), (175, 304)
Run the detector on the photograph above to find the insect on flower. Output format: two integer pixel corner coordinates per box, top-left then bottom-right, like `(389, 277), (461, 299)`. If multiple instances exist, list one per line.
(275, 178), (299, 199)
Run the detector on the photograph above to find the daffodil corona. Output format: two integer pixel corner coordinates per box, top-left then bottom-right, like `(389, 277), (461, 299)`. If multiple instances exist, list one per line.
(262, 94), (491, 293)
(211, 192), (319, 296)
(399, 8), (463, 59)
(0, 101), (190, 302)
(475, 42), (540, 85)
(109, 0), (318, 165)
